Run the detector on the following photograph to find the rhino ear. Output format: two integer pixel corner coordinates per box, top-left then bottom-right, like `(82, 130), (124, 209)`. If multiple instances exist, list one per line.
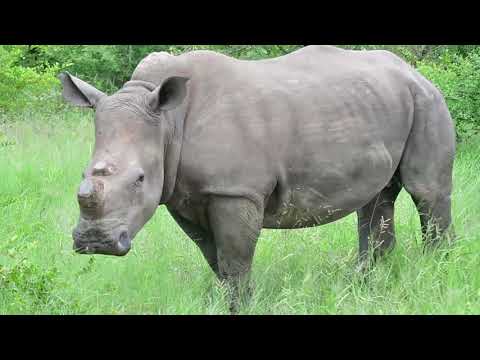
(59, 72), (106, 108)
(148, 76), (189, 112)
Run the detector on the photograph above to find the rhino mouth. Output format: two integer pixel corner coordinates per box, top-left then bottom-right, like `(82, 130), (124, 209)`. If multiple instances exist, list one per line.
(72, 220), (131, 257)
(73, 239), (130, 256)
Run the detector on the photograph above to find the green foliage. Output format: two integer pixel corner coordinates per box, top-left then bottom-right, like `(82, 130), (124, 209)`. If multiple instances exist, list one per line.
(203, 45), (303, 59)
(417, 48), (480, 138)
(0, 128), (16, 147)
(0, 235), (60, 309)
(0, 46), (61, 115)
(0, 259), (59, 307)
(23, 45), (304, 92)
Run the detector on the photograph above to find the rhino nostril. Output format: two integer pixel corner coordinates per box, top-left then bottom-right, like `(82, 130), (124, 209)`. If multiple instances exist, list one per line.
(116, 231), (131, 255)
(118, 231), (130, 247)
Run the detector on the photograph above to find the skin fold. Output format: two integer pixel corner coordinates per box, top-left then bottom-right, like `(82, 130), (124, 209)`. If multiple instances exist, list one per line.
(60, 46), (456, 313)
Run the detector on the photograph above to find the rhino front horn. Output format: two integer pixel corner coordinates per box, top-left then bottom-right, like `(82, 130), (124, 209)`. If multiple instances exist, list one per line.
(77, 178), (105, 212)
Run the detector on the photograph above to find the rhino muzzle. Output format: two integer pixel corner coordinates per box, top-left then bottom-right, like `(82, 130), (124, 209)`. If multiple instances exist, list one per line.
(72, 219), (131, 257)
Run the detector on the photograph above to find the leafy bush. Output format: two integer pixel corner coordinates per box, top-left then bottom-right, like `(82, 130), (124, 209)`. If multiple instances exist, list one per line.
(0, 46), (61, 115)
(22, 45), (303, 92)
(0, 236), (60, 310)
(418, 48), (480, 139)
(0, 261), (59, 306)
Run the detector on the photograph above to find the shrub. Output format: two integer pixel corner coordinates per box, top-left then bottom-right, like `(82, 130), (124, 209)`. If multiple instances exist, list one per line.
(0, 46), (61, 116)
(418, 49), (480, 139)
(0, 46), (63, 113)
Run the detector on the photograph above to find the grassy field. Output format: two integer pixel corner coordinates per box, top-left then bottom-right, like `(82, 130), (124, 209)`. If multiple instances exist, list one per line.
(1, 110), (480, 315)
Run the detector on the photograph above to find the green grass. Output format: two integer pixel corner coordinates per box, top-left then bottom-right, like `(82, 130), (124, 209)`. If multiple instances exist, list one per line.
(1, 109), (480, 315)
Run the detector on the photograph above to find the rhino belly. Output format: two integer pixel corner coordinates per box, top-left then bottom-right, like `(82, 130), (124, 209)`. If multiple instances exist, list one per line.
(263, 201), (354, 229)
(263, 181), (386, 229)
(263, 141), (399, 229)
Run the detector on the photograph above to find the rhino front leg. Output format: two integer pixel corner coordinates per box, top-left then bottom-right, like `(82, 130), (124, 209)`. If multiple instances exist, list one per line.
(167, 208), (219, 277)
(357, 176), (402, 270)
(208, 196), (263, 314)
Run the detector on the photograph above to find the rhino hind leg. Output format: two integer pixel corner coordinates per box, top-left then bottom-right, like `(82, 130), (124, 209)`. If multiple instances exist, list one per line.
(402, 167), (455, 250)
(357, 173), (403, 268)
(208, 196), (263, 314)
(410, 194), (454, 250)
(399, 90), (456, 250)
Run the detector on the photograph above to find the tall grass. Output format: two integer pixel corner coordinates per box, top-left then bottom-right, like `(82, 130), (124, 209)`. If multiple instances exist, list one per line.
(1, 110), (479, 315)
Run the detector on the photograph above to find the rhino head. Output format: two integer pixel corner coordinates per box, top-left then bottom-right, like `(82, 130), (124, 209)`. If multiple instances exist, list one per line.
(60, 72), (189, 256)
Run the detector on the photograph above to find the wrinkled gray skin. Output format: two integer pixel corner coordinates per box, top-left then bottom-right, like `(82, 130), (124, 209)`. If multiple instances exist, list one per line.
(61, 46), (456, 313)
